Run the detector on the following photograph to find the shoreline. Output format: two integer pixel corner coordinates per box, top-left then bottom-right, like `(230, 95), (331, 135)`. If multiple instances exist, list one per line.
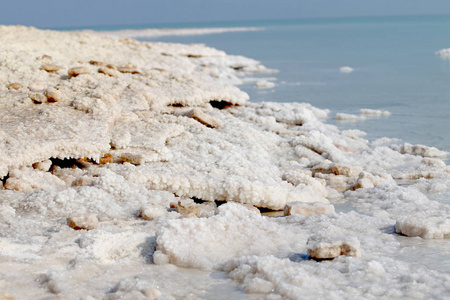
(0, 25), (449, 299)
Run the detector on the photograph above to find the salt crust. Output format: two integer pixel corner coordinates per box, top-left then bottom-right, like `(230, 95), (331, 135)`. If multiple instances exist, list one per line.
(0, 26), (449, 299)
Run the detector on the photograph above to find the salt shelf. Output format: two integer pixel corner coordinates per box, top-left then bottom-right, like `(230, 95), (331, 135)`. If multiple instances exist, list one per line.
(0, 26), (449, 299)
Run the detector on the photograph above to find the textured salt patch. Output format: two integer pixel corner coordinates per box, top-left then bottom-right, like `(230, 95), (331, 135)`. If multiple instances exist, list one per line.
(1, 25), (450, 299)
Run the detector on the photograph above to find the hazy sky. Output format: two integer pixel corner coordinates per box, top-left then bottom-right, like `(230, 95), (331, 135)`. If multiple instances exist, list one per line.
(2, 0), (450, 29)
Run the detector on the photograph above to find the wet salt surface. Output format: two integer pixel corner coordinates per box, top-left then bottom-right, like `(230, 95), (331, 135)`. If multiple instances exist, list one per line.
(0, 25), (449, 299)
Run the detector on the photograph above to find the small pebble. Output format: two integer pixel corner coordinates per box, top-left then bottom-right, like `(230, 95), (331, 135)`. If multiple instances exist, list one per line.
(6, 83), (23, 90)
(67, 214), (99, 230)
(42, 64), (62, 72)
(141, 289), (161, 299)
(68, 67), (90, 78)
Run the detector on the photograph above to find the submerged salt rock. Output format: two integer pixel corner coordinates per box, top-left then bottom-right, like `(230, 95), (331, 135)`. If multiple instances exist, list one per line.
(42, 64), (62, 72)
(68, 67), (90, 78)
(254, 80), (275, 89)
(29, 93), (46, 104)
(307, 235), (361, 259)
(139, 205), (167, 220)
(395, 213), (450, 239)
(185, 108), (222, 128)
(45, 88), (63, 102)
(67, 214), (99, 230)
(339, 66), (354, 73)
(391, 143), (448, 158)
(284, 202), (335, 216)
(7, 83), (23, 90)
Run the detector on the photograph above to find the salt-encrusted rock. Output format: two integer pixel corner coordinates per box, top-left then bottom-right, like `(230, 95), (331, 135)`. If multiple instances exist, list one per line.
(391, 143), (448, 158)
(4, 178), (33, 193)
(6, 83), (23, 90)
(139, 205), (167, 220)
(395, 213), (450, 239)
(284, 202), (335, 216)
(89, 60), (107, 66)
(335, 113), (365, 121)
(68, 67), (90, 78)
(119, 153), (146, 165)
(45, 88), (63, 102)
(71, 175), (94, 187)
(67, 214), (99, 230)
(32, 159), (52, 172)
(307, 235), (361, 259)
(185, 108), (222, 128)
(29, 93), (46, 104)
(117, 65), (141, 74)
(99, 153), (114, 164)
(170, 199), (216, 218)
(349, 171), (394, 190)
(98, 67), (119, 77)
(42, 64), (62, 72)
(313, 163), (362, 177)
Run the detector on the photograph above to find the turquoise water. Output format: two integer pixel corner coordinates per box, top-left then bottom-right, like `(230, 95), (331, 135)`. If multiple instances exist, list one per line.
(143, 15), (450, 154)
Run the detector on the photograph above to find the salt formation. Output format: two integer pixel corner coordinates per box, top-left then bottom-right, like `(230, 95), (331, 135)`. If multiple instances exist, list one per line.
(339, 66), (354, 73)
(0, 26), (449, 299)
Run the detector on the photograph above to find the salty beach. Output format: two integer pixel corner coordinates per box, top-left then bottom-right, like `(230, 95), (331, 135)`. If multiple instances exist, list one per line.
(0, 21), (449, 300)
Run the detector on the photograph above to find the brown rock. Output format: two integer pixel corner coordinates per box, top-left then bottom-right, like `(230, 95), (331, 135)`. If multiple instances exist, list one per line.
(6, 83), (23, 90)
(99, 153), (114, 164)
(106, 64), (117, 70)
(68, 67), (90, 78)
(67, 214), (98, 230)
(42, 64), (62, 72)
(45, 88), (63, 102)
(185, 108), (222, 129)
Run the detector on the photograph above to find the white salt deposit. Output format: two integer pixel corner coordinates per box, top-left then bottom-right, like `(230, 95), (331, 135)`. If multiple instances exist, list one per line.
(436, 48), (450, 59)
(95, 26), (262, 39)
(335, 112), (366, 121)
(339, 66), (354, 73)
(360, 108), (391, 116)
(0, 26), (449, 299)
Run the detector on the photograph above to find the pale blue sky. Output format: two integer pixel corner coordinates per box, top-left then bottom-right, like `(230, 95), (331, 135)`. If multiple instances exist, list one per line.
(2, 0), (450, 29)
